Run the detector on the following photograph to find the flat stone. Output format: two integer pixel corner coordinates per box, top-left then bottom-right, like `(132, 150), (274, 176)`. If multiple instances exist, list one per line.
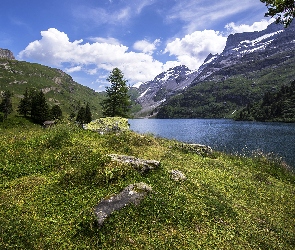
(94, 182), (152, 226)
(108, 154), (160, 173)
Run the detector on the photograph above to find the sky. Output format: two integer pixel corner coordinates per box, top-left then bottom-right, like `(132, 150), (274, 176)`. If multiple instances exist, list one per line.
(0, 0), (274, 92)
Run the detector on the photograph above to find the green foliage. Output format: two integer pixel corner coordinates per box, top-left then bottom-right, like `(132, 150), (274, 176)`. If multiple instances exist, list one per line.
(236, 80), (295, 122)
(0, 123), (294, 249)
(101, 68), (131, 118)
(261, 0), (295, 26)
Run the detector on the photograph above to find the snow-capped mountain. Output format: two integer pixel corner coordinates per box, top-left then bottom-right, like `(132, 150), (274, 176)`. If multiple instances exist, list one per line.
(192, 21), (295, 84)
(133, 65), (199, 116)
(133, 21), (295, 117)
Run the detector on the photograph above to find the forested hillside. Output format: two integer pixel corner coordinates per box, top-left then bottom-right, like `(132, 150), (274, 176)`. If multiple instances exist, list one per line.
(0, 58), (105, 119)
(236, 80), (295, 122)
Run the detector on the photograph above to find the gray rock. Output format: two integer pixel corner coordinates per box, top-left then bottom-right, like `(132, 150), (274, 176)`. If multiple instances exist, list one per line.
(94, 182), (152, 226)
(0, 48), (15, 60)
(108, 154), (160, 173)
(176, 143), (213, 156)
(170, 170), (187, 181)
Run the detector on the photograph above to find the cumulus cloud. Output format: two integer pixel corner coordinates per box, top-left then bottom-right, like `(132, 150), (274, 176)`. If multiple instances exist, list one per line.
(18, 28), (168, 85)
(225, 19), (274, 33)
(164, 30), (227, 70)
(133, 39), (161, 55)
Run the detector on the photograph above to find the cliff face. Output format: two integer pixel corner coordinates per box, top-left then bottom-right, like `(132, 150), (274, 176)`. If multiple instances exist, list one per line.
(0, 48), (15, 60)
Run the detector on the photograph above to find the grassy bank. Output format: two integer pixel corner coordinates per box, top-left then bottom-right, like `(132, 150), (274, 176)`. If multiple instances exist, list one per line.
(1, 118), (294, 249)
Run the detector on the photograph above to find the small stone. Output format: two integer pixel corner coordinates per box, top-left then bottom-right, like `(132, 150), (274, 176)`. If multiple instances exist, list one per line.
(170, 170), (187, 181)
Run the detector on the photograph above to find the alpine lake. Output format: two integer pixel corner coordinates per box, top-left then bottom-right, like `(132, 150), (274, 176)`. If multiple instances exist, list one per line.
(129, 119), (295, 169)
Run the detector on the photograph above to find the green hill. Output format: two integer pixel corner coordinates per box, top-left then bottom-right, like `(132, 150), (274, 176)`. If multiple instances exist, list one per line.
(0, 58), (105, 119)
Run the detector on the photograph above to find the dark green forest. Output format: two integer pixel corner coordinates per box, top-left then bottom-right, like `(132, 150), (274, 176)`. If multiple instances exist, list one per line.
(236, 80), (295, 122)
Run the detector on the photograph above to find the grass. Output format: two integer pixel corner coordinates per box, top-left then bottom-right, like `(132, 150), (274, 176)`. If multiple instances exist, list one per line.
(0, 117), (294, 249)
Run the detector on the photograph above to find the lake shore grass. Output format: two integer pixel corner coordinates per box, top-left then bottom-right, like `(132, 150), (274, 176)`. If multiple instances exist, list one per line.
(1, 117), (294, 249)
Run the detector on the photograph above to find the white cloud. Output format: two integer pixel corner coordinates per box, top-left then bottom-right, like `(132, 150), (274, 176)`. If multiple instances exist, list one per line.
(133, 39), (160, 55)
(225, 19), (274, 33)
(18, 28), (169, 85)
(164, 30), (227, 70)
(65, 66), (82, 73)
(88, 37), (121, 45)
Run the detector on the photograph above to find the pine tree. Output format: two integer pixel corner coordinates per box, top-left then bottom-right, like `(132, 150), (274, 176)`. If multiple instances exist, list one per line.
(101, 68), (131, 118)
(76, 106), (86, 125)
(31, 90), (49, 124)
(0, 90), (13, 119)
(17, 88), (31, 117)
(85, 102), (92, 123)
(50, 105), (62, 120)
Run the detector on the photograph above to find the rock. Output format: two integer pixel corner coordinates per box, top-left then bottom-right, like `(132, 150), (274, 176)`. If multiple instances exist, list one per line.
(83, 117), (129, 134)
(170, 170), (187, 181)
(176, 143), (213, 156)
(0, 48), (15, 60)
(108, 154), (160, 173)
(93, 182), (152, 226)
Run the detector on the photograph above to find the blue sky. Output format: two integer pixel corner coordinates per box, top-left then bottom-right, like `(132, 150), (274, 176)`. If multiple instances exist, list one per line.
(0, 0), (273, 91)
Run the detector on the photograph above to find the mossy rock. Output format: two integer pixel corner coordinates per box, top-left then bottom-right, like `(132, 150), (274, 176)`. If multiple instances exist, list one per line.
(84, 117), (129, 134)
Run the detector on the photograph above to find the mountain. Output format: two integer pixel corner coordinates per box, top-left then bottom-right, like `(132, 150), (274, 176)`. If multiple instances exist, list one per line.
(0, 49), (104, 119)
(141, 22), (295, 119)
(131, 65), (199, 117)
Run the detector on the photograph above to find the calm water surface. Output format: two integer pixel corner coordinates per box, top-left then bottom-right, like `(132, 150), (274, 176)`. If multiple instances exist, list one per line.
(129, 119), (295, 169)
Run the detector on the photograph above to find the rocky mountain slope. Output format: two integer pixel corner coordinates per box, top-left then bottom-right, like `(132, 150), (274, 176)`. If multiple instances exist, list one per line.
(132, 65), (199, 117)
(0, 49), (104, 118)
(155, 21), (295, 118)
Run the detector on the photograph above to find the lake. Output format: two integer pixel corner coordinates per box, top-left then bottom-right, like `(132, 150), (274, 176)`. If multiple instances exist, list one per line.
(129, 119), (295, 169)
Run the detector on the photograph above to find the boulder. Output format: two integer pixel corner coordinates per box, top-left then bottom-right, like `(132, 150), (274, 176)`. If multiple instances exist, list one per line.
(93, 182), (152, 226)
(83, 117), (129, 134)
(170, 170), (187, 181)
(108, 154), (160, 173)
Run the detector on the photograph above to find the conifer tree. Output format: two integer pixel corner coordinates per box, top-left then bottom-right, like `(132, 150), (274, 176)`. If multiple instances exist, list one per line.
(0, 90), (13, 119)
(101, 68), (131, 118)
(50, 105), (63, 120)
(17, 88), (31, 117)
(85, 102), (92, 123)
(31, 90), (49, 124)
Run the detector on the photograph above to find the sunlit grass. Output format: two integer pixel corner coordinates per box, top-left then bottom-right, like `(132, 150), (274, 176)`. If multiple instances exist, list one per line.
(1, 118), (294, 249)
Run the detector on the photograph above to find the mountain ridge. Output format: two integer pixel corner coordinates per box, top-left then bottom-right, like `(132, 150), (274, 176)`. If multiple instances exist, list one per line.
(152, 22), (295, 119)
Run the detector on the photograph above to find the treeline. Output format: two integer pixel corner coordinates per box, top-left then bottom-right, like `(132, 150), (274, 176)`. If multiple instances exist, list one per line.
(0, 88), (92, 125)
(236, 80), (295, 122)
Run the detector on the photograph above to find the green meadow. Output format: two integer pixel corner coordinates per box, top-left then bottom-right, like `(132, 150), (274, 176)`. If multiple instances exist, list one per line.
(1, 117), (294, 249)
